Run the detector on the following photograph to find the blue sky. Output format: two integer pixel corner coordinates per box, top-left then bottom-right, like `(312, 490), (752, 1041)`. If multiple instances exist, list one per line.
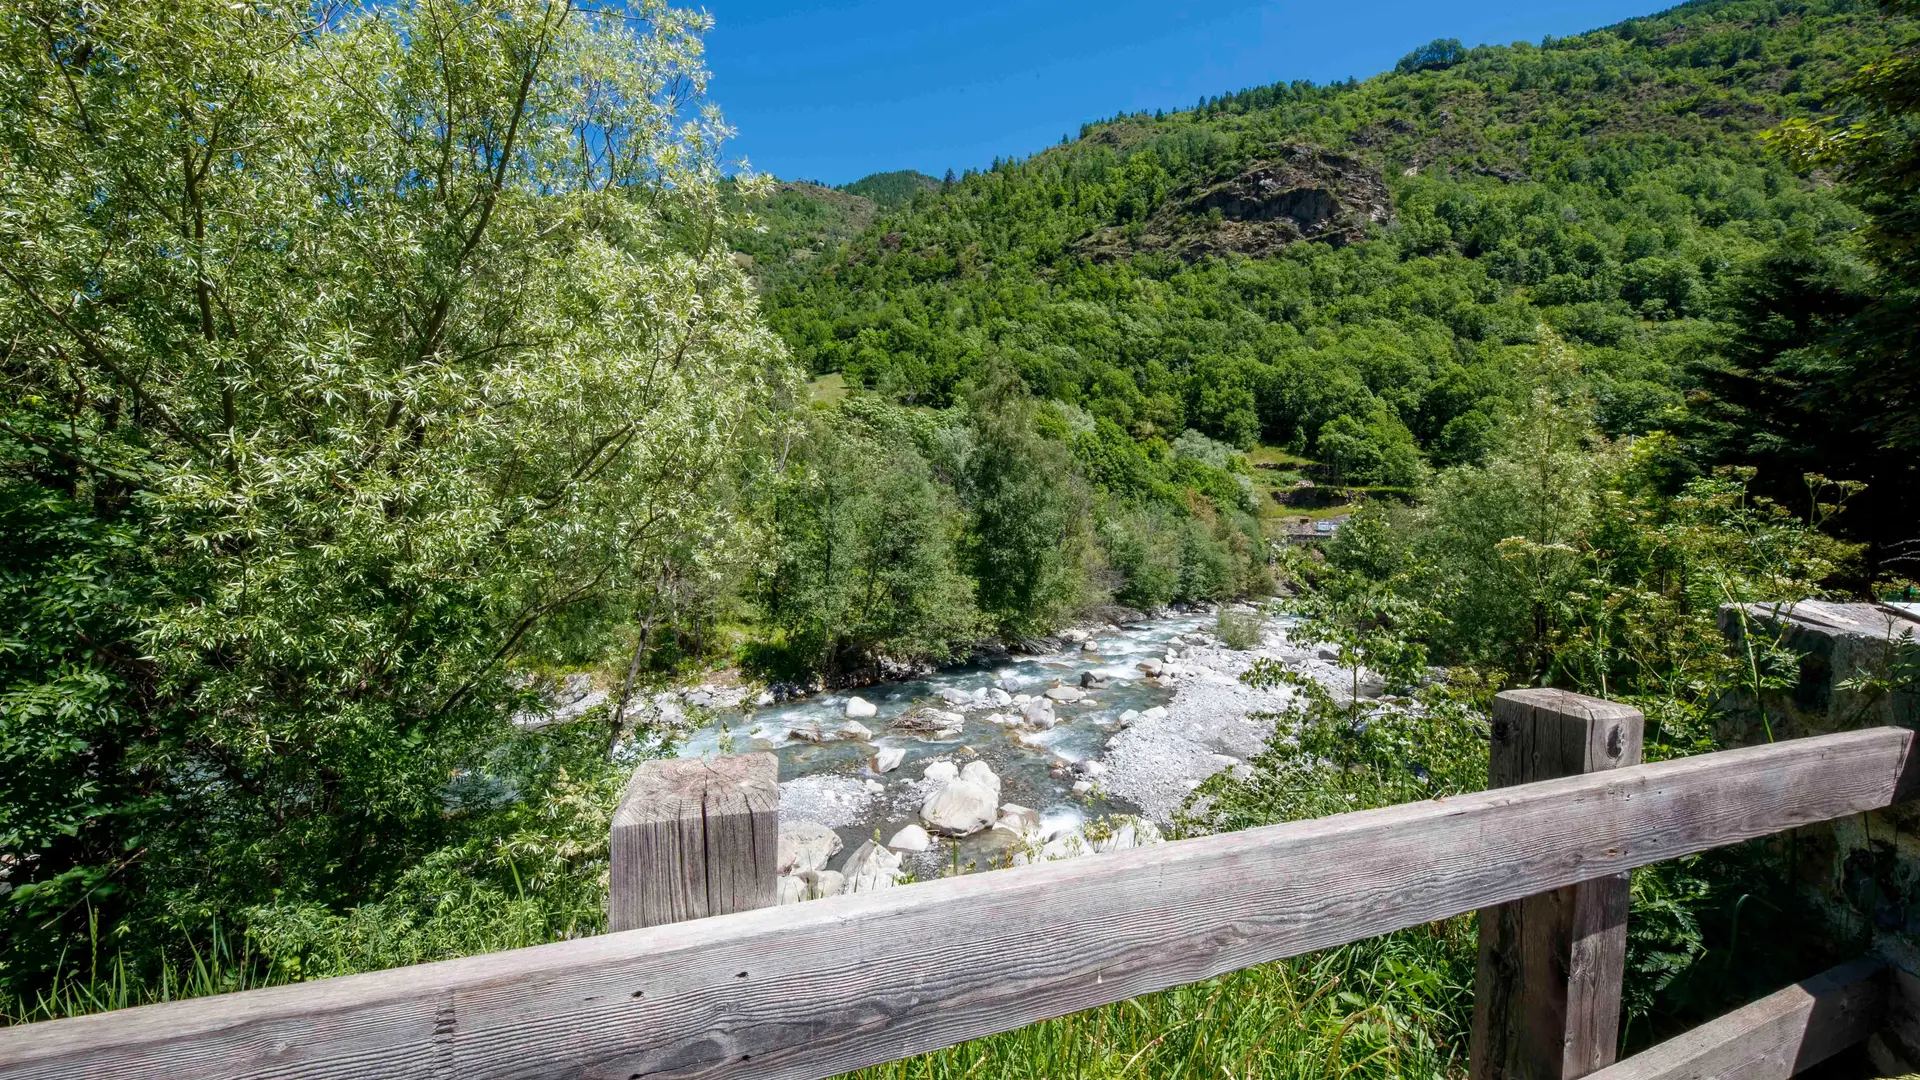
(702, 0), (1665, 185)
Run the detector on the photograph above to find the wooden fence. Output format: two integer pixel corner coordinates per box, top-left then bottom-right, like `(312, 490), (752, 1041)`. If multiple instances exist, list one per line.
(2, 689), (1916, 1079)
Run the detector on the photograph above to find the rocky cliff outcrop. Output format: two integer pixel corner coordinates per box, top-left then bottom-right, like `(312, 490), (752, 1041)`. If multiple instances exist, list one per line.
(1080, 145), (1393, 261)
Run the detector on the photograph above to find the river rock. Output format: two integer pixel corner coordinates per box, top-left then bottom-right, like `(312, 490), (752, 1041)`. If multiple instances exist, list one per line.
(783, 868), (842, 901)
(873, 746), (906, 773)
(1071, 780), (1093, 795)
(938, 687), (972, 706)
(1355, 668), (1387, 698)
(920, 780), (998, 836)
(892, 709), (962, 736)
(845, 695), (877, 719)
(960, 760), (1001, 796)
(1062, 628), (1090, 643)
(1315, 646), (1340, 661)
(1076, 759), (1108, 779)
(887, 823), (932, 852)
(778, 821), (843, 875)
(1020, 699), (1057, 729)
(923, 760), (960, 784)
(1044, 685), (1085, 703)
(997, 803), (1041, 833)
(988, 687), (1013, 706)
(1141, 705), (1169, 721)
(776, 875), (806, 905)
(1117, 709), (1141, 726)
(841, 840), (904, 892)
(841, 720), (873, 740)
(1137, 658), (1164, 676)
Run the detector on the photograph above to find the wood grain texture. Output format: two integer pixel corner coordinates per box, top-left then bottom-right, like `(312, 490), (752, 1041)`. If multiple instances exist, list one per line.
(609, 753), (778, 930)
(1584, 958), (1888, 1080)
(1, 727), (1910, 1080)
(1472, 689), (1645, 1080)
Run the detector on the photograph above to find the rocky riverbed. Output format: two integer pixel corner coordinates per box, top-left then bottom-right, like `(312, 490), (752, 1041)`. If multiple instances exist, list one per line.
(640, 604), (1382, 903)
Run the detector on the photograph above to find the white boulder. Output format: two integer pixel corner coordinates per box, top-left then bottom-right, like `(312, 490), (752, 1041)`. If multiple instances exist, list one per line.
(922, 760), (960, 784)
(873, 746), (906, 773)
(777, 821), (843, 875)
(840, 840), (904, 892)
(1020, 700), (1057, 729)
(1137, 658), (1164, 676)
(1141, 705), (1169, 721)
(887, 823), (932, 852)
(938, 687), (972, 706)
(1044, 686), (1085, 703)
(996, 803), (1041, 833)
(840, 720), (873, 740)
(920, 780), (998, 836)
(988, 687), (1013, 706)
(776, 874), (806, 905)
(960, 760), (1001, 796)
(845, 695), (877, 718)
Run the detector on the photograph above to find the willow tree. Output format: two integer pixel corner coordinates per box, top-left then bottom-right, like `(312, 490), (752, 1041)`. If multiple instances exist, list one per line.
(0, 0), (790, 984)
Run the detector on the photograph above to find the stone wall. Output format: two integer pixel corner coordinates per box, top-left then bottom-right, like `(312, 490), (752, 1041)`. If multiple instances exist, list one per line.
(1718, 600), (1920, 1069)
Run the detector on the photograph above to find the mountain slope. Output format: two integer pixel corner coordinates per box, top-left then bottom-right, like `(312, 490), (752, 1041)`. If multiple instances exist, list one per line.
(743, 0), (1910, 466)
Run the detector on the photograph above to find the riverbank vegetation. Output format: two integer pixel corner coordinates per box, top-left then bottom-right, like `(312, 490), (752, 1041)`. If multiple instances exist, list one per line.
(4, 3), (1919, 1074)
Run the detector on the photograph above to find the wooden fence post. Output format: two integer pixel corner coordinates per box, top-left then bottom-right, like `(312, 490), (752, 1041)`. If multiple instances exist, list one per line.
(1471, 689), (1646, 1080)
(609, 752), (779, 931)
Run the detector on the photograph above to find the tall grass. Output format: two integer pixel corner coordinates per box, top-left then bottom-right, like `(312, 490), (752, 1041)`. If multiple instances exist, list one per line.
(854, 923), (1476, 1080)
(2, 913), (278, 1026)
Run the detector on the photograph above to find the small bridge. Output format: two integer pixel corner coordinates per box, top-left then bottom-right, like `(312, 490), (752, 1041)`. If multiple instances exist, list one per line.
(1, 689), (1911, 1079)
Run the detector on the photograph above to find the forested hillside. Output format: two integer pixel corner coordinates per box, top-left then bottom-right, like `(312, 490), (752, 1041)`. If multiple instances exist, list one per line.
(744, 0), (1916, 553)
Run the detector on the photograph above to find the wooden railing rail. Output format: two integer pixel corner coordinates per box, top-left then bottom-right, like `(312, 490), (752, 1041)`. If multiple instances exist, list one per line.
(0, 723), (1912, 1080)
(1589, 958), (1890, 1080)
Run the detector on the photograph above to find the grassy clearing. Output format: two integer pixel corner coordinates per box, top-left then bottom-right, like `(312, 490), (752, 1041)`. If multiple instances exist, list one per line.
(809, 371), (849, 405)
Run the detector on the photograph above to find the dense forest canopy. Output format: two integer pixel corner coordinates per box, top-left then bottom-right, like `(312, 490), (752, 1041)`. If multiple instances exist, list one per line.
(741, 0), (1917, 562)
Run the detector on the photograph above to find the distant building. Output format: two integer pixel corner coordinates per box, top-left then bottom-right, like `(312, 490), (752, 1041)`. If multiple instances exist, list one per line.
(1277, 514), (1350, 544)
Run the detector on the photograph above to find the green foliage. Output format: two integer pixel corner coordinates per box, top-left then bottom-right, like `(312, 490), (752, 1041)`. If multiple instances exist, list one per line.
(1317, 408), (1425, 487)
(1229, 379), (1869, 1047)
(1215, 607), (1267, 650)
(1686, 0), (1920, 557)
(839, 170), (942, 210)
(0, 0), (785, 1002)
(760, 404), (981, 675)
(964, 382), (1097, 637)
(1396, 38), (1468, 74)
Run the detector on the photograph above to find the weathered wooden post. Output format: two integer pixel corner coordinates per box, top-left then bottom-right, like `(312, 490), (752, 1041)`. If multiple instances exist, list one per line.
(609, 752), (780, 931)
(1470, 689), (1645, 1080)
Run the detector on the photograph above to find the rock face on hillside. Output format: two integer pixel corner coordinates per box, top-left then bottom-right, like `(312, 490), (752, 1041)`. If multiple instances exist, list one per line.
(1080, 145), (1393, 261)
